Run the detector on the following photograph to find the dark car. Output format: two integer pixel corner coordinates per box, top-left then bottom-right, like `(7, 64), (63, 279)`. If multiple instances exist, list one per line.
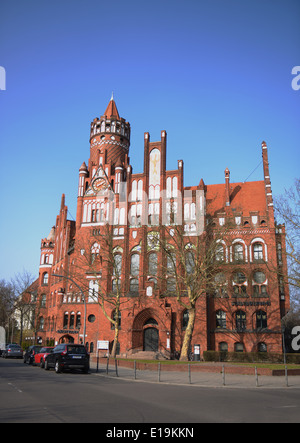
(44, 344), (90, 374)
(2, 344), (23, 359)
(23, 345), (42, 365)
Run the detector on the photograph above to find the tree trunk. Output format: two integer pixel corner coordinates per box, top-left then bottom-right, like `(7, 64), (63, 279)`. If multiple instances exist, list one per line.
(111, 323), (119, 358)
(180, 307), (196, 360)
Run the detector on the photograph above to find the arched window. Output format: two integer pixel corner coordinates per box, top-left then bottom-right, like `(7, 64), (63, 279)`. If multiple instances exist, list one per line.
(236, 310), (246, 332)
(91, 242), (100, 264)
(69, 312), (75, 329)
(256, 310), (267, 330)
(113, 254), (122, 277)
(41, 294), (47, 307)
(253, 243), (263, 261)
(232, 271), (247, 296)
(76, 312), (81, 329)
(215, 244), (225, 262)
(166, 277), (176, 294)
(148, 253), (158, 276)
(130, 254), (140, 276)
(42, 272), (49, 285)
(233, 243), (244, 261)
(182, 310), (189, 330)
(234, 342), (244, 353)
(129, 278), (139, 294)
(252, 270), (267, 297)
(258, 342), (267, 353)
(144, 318), (158, 326)
(216, 310), (226, 329)
(111, 310), (121, 329)
(63, 312), (69, 329)
(214, 272), (227, 297)
(219, 342), (228, 352)
(112, 278), (121, 293)
(39, 317), (44, 330)
(185, 251), (195, 275)
(166, 252), (176, 275)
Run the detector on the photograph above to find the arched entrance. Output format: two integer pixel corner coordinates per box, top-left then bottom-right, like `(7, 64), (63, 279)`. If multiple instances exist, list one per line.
(132, 309), (160, 353)
(143, 327), (159, 352)
(59, 334), (75, 344)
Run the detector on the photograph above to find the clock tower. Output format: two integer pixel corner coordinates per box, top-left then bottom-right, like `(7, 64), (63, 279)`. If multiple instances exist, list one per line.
(76, 95), (130, 229)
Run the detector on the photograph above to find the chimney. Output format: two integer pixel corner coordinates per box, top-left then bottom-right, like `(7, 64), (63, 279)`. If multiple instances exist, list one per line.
(225, 168), (230, 206)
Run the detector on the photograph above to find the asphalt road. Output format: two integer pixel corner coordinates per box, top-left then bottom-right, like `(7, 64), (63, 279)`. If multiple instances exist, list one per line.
(0, 358), (299, 424)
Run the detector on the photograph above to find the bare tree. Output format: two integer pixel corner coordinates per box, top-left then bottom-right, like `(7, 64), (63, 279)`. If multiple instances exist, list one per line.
(158, 218), (229, 360)
(10, 270), (36, 345)
(274, 178), (300, 306)
(68, 223), (128, 358)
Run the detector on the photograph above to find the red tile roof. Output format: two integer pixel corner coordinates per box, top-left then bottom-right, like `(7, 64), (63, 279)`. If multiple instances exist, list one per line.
(206, 180), (266, 216)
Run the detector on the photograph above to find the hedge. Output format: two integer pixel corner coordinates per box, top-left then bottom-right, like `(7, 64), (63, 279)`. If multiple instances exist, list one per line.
(203, 350), (300, 364)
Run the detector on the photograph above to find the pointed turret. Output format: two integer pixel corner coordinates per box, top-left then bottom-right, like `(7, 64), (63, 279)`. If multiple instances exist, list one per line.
(104, 93), (120, 119)
(89, 94), (131, 168)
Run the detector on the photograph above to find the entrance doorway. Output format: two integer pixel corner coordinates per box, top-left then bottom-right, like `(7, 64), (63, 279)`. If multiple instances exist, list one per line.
(143, 327), (159, 352)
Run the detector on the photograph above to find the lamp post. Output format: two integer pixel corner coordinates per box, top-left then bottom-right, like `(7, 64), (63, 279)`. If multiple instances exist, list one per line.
(52, 274), (86, 346)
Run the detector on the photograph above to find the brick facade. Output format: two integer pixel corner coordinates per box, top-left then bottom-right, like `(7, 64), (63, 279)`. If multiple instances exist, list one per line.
(31, 96), (289, 358)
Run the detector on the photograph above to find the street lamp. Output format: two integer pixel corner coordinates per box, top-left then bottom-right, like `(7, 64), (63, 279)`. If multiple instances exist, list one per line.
(52, 274), (87, 346)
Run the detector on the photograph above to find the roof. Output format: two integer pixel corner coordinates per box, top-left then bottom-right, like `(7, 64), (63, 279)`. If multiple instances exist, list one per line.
(104, 94), (120, 119)
(206, 180), (267, 217)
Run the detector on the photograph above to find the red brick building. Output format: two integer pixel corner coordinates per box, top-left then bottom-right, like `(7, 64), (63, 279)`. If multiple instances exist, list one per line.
(31, 96), (289, 358)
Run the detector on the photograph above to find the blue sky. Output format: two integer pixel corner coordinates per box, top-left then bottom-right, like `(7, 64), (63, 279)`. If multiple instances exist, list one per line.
(0, 0), (299, 281)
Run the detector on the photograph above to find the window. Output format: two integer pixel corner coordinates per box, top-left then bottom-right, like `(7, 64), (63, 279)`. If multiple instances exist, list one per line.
(214, 272), (227, 297)
(39, 317), (44, 330)
(166, 277), (176, 294)
(42, 272), (49, 285)
(258, 342), (267, 353)
(63, 312), (69, 329)
(113, 254), (122, 277)
(252, 271), (267, 297)
(41, 294), (46, 307)
(215, 244), (225, 262)
(148, 253), (158, 276)
(88, 314), (96, 323)
(111, 310), (121, 329)
(182, 310), (189, 330)
(166, 252), (176, 275)
(112, 278), (121, 293)
(236, 310), (246, 332)
(76, 313), (81, 329)
(256, 310), (267, 330)
(216, 310), (226, 329)
(253, 243), (263, 261)
(91, 242), (100, 264)
(185, 251), (195, 275)
(234, 244), (244, 261)
(232, 272), (247, 296)
(69, 312), (75, 329)
(130, 253), (140, 276)
(129, 278), (139, 294)
(234, 342), (244, 353)
(219, 342), (228, 352)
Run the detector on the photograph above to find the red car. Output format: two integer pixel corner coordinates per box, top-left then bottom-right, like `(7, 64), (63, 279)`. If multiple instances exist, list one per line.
(34, 347), (54, 368)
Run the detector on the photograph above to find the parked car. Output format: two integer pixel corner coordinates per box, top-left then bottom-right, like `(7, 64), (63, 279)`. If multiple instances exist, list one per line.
(2, 344), (23, 359)
(23, 345), (42, 365)
(44, 344), (90, 373)
(34, 347), (54, 368)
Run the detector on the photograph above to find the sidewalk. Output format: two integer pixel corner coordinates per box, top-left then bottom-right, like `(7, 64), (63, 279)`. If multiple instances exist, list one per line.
(90, 361), (300, 389)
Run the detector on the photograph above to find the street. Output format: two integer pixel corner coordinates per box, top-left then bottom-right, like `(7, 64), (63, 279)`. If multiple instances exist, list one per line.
(0, 358), (299, 424)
